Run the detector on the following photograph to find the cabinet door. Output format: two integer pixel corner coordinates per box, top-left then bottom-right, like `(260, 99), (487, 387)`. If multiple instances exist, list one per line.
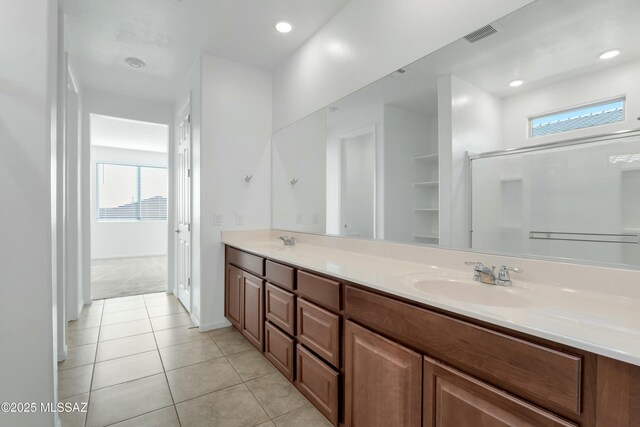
(424, 358), (577, 427)
(225, 264), (243, 329)
(241, 272), (264, 351)
(344, 321), (422, 427)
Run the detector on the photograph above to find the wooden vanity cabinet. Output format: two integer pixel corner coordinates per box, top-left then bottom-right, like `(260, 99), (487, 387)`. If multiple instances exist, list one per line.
(224, 245), (640, 427)
(225, 264), (243, 330)
(424, 358), (577, 427)
(344, 321), (422, 427)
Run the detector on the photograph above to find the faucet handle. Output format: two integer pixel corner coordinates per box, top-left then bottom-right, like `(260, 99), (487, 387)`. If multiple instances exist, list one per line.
(499, 265), (523, 275)
(496, 265), (522, 286)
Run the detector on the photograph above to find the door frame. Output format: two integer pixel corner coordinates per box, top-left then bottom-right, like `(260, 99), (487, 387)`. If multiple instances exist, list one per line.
(338, 124), (377, 239)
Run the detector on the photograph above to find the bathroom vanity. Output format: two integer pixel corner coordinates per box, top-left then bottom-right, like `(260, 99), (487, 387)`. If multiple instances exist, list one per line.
(222, 235), (640, 427)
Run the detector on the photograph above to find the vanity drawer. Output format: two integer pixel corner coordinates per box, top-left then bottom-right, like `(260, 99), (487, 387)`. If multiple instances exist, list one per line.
(265, 321), (295, 382)
(266, 283), (296, 335)
(296, 344), (339, 426)
(226, 246), (264, 277)
(345, 285), (582, 415)
(297, 271), (341, 312)
(266, 260), (295, 290)
(297, 298), (340, 368)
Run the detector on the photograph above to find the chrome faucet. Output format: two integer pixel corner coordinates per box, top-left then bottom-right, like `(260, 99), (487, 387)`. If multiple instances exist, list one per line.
(465, 262), (522, 287)
(278, 236), (296, 246)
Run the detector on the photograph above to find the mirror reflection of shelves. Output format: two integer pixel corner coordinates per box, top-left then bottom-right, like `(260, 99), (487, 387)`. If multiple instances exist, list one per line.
(413, 151), (439, 243)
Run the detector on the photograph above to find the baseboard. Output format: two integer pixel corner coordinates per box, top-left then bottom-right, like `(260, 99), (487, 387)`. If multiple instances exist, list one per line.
(57, 344), (68, 362)
(198, 319), (231, 332)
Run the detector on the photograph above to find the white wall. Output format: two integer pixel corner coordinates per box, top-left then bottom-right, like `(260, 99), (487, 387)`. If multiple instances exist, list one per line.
(438, 75), (503, 248)
(502, 59), (640, 149)
(196, 54), (272, 329)
(272, 110), (327, 234)
(272, 0), (533, 130)
(81, 89), (174, 301)
(90, 146), (168, 259)
(0, 0), (58, 425)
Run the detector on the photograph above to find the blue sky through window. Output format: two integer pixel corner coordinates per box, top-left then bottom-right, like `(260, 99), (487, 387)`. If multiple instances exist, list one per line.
(531, 100), (624, 127)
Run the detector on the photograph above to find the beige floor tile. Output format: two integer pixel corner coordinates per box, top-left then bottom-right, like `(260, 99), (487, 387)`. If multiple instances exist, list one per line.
(67, 327), (100, 347)
(175, 383), (269, 427)
(110, 406), (180, 427)
(166, 358), (243, 402)
(96, 332), (157, 362)
(154, 326), (209, 348)
(255, 422), (276, 427)
(68, 315), (102, 331)
(143, 291), (168, 300)
(86, 374), (173, 427)
(146, 303), (186, 318)
(90, 299), (105, 305)
(99, 319), (152, 341)
(102, 300), (147, 314)
(104, 295), (145, 305)
(151, 312), (193, 331)
(58, 364), (94, 399)
(210, 330), (253, 355)
(92, 350), (163, 390)
(144, 297), (183, 309)
(79, 304), (104, 318)
(246, 372), (307, 418)
(207, 326), (236, 338)
(227, 348), (276, 381)
(160, 339), (223, 371)
(101, 308), (149, 326)
(58, 392), (89, 427)
(272, 403), (332, 427)
(58, 343), (96, 371)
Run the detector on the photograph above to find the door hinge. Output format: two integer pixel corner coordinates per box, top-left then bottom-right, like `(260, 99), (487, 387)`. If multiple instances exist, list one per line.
(187, 114), (191, 124)
(188, 223), (191, 232)
(187, 168), (191, 178)
(187, 277), (191, 289)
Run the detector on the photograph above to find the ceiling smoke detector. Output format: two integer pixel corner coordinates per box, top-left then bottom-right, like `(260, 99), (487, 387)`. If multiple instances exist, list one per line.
(125, 57), (146, 69)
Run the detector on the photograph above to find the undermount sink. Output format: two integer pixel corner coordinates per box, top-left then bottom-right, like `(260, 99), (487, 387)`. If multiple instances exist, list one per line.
(403, 275), (531, 308)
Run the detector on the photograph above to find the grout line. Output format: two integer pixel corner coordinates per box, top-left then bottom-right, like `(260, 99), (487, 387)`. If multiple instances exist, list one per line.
(144, 294), (183, 427)
(101, 404), (176, 427)
(83, 301), (105, 427)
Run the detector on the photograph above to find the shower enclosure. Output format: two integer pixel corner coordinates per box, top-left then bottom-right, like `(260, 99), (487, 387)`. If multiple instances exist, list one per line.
(469, 130), (640, 267)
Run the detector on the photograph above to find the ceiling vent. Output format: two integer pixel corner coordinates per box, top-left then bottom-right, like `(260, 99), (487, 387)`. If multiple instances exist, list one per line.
(464, 24), (498, 43)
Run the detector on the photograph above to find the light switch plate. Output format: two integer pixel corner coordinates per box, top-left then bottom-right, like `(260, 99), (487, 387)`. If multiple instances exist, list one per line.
(214, 214), (222, 226)
(235, 213), (244, 225)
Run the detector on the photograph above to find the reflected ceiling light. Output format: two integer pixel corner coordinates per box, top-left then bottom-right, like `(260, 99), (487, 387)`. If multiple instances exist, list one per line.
(599, 49), (620, 60)
(275, 22), (293, 33)
(509, 79), (524, 87)
(125, 57), (146, 68)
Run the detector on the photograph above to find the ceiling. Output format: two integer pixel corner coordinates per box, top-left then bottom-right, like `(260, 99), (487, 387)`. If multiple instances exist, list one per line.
(331, 0), (640, 116)
(62, 0), (350, 103)
(90, 114), (169, 153)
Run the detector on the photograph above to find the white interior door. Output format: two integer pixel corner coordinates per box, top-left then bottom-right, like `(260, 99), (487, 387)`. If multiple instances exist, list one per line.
(175, 101), (192, 311)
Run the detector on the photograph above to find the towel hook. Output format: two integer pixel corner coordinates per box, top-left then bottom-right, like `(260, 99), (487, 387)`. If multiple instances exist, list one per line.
(290, 178), (299, 186)
(244, 174), (253, 183)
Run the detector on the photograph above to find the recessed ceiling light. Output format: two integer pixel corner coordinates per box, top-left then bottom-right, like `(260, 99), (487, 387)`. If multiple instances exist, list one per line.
(509, 79), (524, 87)
(125, 57), (146, 68)
(275, 22), (293, 33)
(599, 49), (620, 60)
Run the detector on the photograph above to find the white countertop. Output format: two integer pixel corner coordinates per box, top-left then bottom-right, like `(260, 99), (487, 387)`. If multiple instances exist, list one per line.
(222, 230), (640, 366)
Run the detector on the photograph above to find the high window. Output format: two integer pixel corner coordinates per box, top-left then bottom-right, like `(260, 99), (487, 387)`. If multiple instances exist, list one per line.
(530, 98), (625, 138)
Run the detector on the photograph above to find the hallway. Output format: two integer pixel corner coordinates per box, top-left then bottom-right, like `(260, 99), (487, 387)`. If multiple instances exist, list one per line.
(59, 293), (330, 427)
(91, 256), (167, 300)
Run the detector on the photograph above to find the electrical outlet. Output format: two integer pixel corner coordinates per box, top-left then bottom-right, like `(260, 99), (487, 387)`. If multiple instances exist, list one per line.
(235, 213), (244, 225)
(214, 214), (222, 226)
(296, 214), (303, 224)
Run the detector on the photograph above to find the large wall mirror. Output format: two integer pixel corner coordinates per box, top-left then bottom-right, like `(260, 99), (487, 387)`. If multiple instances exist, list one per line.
(272, 0), (640, 269)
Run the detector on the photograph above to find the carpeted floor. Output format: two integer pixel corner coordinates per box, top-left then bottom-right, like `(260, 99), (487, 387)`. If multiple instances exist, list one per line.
(91, 256), (167, 300)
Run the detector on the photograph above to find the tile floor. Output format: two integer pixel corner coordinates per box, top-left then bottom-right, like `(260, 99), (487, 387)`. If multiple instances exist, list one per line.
(91, 256), (167, 300)
(60, 292), (332, 427)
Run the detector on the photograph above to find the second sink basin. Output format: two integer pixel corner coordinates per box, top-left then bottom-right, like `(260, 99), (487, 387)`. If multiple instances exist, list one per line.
(403, 274), (530, 308)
